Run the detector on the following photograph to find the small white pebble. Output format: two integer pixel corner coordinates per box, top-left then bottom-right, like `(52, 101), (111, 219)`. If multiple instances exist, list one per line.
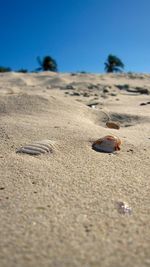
(116, 201), (132, 215)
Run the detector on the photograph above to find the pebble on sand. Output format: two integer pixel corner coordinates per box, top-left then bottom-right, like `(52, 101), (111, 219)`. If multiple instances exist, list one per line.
(116, 201), (132, 215)
(106, 121), (120, 130)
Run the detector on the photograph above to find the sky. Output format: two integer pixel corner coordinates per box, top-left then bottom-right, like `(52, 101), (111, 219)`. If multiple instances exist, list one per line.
(0, 0), (150, 73)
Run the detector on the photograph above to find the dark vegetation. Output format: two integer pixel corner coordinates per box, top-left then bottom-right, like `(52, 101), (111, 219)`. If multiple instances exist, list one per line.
(104, 54), (124, 73)
(0, 66), (11, 72)
(17, 69), (28, 73)
(36, 56), (58, 72)
(0, 54), (125, 73)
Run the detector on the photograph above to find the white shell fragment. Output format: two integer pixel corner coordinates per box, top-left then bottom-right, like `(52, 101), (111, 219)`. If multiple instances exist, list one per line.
(116, 201), (132, 215)
(16, 139), (55, 155)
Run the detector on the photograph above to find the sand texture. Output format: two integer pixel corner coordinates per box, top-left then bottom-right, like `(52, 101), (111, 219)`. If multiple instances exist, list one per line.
(0, 72), (150, 267)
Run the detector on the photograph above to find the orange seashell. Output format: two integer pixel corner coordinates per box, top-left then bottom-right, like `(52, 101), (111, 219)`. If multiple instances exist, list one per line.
(106, 121), (120, 130)
(92, 135), (121, 153)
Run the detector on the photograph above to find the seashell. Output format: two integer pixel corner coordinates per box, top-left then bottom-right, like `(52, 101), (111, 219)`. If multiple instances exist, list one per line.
(106, 120), (120, 130)
(92, 135), (121, 153)
(116, 201), (132, 215)
(16, 139), (55, 155)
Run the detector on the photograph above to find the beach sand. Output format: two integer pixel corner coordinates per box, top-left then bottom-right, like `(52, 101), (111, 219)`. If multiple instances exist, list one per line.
(0, 71), (150, 267)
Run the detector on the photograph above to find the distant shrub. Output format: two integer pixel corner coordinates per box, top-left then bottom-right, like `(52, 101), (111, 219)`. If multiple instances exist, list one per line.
(124, 84), (129, 89)
(116, 84), (129, 90)
(104, 54), (124, 73)
(78, 71), (87, 74)
(0, 66), (11, 72)
(36, 56), (58, 72)
(17, 69), (28, 73)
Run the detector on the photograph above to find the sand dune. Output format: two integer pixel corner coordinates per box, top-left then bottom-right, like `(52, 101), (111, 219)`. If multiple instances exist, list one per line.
(0, 72), (150, 267)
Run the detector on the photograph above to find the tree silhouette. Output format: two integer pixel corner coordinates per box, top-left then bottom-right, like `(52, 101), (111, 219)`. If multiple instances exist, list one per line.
(36, 56), (58, 72)
(0, 66), (11, 72)
(104, 54), (124, 73)
(17, 69), (28, 73)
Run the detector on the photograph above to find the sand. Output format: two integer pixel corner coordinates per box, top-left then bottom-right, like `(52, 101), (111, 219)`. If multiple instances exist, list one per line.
(0, 71), (150, 267)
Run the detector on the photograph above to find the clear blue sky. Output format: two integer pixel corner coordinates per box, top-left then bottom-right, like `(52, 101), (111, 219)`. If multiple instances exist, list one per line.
(0, 0), (150, 73)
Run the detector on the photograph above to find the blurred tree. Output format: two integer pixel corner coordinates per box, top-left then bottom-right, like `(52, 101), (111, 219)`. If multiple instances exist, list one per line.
(0, 66), (11, 72)
(104, 54), (124, 73)
(36, 56), (58, 72)
(17, 69), (28, 73)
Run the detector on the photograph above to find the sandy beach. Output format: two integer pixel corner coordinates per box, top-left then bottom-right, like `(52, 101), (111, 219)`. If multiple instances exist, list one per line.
(0, 71), (150, 267)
